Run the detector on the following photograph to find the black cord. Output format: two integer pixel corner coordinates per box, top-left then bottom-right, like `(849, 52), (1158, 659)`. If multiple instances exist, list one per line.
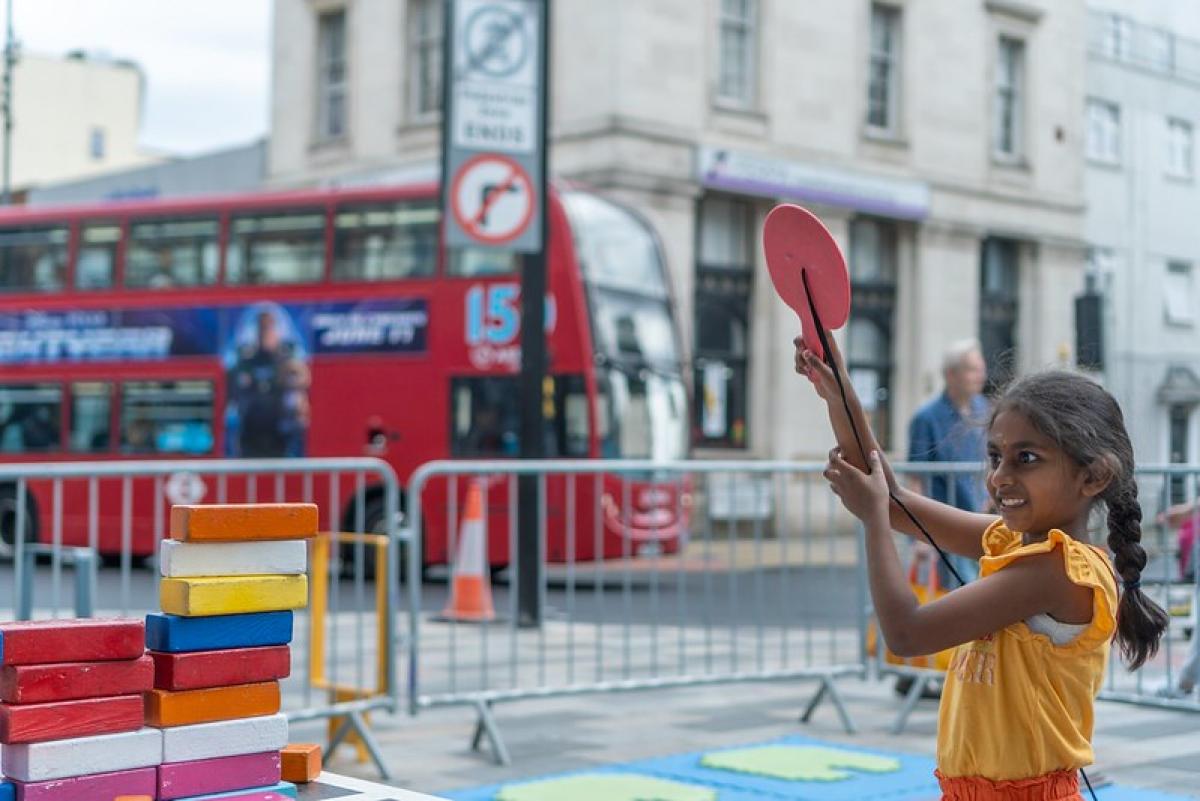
(801, 269), (965, 586)
(800, 268), (1099, 801)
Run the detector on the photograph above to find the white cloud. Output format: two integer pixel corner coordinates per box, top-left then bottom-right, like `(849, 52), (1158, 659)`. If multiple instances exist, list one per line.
(13, 0), (270, 155)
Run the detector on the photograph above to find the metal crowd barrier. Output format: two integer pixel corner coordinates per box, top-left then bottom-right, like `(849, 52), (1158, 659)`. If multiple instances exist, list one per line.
(403, 459), (1200, 762)
(881, 463), (1200, 730)
(0, 458), (402, 780)
(403, 459), (871, 765)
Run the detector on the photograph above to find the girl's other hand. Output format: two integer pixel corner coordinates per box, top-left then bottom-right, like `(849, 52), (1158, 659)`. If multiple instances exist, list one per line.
(794, 336), (840, 402)
(824, 448), (890, 525)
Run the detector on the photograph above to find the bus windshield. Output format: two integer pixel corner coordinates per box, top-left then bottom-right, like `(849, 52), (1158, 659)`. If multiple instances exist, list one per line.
(563, 190), (687, 461)
(598, 366), (687, 461)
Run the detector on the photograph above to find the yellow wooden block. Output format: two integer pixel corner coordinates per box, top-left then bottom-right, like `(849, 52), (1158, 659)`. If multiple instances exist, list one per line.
(160, 574), (308, 617)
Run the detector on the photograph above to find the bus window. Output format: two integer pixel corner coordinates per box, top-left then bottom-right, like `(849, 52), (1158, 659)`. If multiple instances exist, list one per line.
(597, 367), (687, 462)
(120, 380), (214, 455)
(0, 383), (62, 453)
(0, 226), (69, 293)
(591, 295), (679, 368)
(447, 248), (518, 277)
(554, 375), (590, 457)
(450, 375), (588, 457)
(70, 382), (112, 453)
(451, 377), (519, 457)
(226, 211), (325, 285)
(77, 223), (120, 289)
(333, 202), (438, 280)
(561, 191), (669, 299)
(126, 218), (219, 288)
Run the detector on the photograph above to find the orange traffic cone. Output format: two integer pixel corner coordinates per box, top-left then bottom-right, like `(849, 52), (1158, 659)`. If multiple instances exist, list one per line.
(439, 481), (496, 622)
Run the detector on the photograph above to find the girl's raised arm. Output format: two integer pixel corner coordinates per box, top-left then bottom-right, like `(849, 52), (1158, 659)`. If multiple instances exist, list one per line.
(796, 335), (993, 559)
(826, 450), (1087, 656)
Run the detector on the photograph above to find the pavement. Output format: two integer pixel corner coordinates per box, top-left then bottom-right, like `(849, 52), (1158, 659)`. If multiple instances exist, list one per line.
(298, 667), (1200, 800)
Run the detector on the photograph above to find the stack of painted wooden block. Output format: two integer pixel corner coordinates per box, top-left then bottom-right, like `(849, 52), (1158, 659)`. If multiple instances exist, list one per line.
(146, 502), (316, 801)
(0, 618), (158, 800)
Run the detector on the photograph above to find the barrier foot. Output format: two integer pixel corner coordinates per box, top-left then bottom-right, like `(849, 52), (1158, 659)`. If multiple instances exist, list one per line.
(799, 675), (857, 734)
(326, 711), (393, 781)
(470, 699), (511, 766)
(890, 673), (935, 735)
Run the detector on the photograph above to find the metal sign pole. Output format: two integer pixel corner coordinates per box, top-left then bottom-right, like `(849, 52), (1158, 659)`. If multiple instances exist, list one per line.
(516, 0), (549, 627)
(441, 0), (549, 627)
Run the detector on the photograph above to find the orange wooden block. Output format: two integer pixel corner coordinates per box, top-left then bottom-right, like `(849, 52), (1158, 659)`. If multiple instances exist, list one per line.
(113, 797), (153, 801)
(145, 681), (280, 727)
(170, 503), (318, 542)
(280, 742), (322, 783)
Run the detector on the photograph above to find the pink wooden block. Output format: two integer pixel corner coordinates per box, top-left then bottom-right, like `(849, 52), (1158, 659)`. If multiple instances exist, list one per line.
(187, 795), (293, 801)
(10, 766), (156, 801)
(157, 751), (282, 800)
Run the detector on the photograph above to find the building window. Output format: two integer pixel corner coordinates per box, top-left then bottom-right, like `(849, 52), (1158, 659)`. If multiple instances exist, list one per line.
(994, 36), (1024, 160)
(1168, 404), (1192, 505)
(866, 3), (900, 132)
(980, 237), (1020, 390)
(89, 127), (106, 160)
(1147, 28), (1175, 72)
(1165, 261), (1195, 326)
(408, 0), (444, 118)
(1103, 13), (1132, 61)
(716, 0), (757, 107)
(1086, 99), (1121, 164)
(1167, 118), (1193, 179)
(694, 195), (753, 448)
(316, 9), (348, 141)
(848, 218), (898, 448)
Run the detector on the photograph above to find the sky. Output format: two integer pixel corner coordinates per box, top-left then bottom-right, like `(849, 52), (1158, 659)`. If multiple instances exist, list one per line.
(13, 0), (271, 156)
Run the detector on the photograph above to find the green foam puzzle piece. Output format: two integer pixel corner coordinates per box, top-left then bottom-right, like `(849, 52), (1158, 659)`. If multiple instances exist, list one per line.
(700, 745), (901, 782)
(495, 773), (717, 801)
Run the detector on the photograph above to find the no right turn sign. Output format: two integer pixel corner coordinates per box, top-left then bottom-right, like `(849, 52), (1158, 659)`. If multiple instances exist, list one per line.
(450, 154), (535, 245)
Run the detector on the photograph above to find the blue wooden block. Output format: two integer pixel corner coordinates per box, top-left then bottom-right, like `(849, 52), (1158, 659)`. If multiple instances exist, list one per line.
(145, 611), (293, 653)
(175, 781), (298, 799)
(0, 780), (13, 801)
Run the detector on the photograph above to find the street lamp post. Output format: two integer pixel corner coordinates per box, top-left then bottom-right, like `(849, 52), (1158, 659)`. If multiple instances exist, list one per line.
(1, 0), (15, 205)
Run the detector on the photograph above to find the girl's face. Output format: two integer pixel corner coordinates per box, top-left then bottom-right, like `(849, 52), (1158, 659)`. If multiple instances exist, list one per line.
(986, 409), (1098, 537)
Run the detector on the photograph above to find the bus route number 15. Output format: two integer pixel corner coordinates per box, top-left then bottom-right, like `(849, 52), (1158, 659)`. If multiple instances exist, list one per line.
(465, 284), (556, 346)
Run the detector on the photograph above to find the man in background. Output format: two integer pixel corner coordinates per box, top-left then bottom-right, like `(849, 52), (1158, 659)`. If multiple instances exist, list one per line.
(898, 339), (990, 696)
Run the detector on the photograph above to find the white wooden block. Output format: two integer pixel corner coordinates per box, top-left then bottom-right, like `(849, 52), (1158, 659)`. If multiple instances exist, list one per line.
(159, 539), (308, 578)
(160, 713), (289, 763)
(1, 727), (162, 782)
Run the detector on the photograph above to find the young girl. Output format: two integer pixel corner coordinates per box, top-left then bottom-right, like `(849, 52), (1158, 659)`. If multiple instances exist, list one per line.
(796, 336), (1167, 800)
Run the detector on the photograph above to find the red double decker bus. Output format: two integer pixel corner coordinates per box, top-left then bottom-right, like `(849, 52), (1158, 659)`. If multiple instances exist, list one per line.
(0, 182), (689, 565)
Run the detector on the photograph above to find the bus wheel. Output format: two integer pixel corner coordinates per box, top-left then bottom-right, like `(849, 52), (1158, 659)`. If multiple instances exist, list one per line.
(0, 486), (37, 562)
(339, 494), (418, 584)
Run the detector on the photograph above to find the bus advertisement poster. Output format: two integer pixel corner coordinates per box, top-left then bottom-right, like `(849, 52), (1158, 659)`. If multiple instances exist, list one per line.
(0, 299), (429, 364)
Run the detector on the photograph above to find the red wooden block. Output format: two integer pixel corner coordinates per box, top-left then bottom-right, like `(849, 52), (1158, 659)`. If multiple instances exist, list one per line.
(0, 694), (144, 744)
(0, 654), (154, 704)
(151, 645), (291, 691)
(0, 619), (144, 667)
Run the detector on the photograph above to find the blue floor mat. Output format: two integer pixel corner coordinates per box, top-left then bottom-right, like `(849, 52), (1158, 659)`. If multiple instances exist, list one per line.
(443, 734), (1196, 801)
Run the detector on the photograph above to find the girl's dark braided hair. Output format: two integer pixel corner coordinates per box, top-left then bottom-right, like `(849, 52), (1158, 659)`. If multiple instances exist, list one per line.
(992, 370), (1168, 669)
